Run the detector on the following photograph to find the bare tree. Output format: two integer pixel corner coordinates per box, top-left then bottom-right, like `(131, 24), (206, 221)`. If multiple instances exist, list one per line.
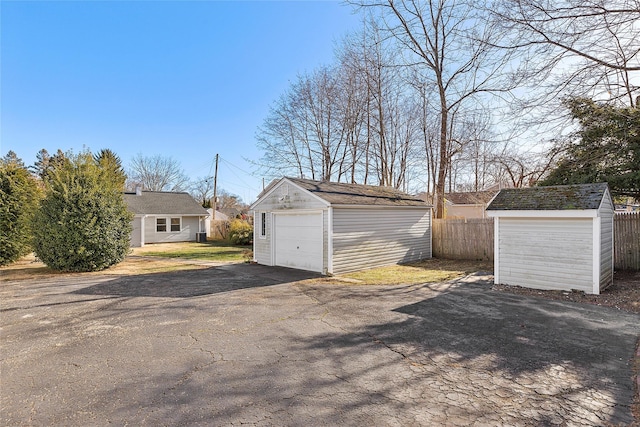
(349, 0), (519, 217)
(189, 177), (214, 207)
(127, 154), (190, 192)
(489, 0), (640, 107)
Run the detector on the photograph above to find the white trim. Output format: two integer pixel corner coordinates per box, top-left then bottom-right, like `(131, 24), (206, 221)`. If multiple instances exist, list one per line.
(592, 217), (601, 295)
(493, 217), (500, 284)
(141, 215), (146, 247)
(155, 216), (183, 233)
(269, 212), (275, 266)
(327, 207), (333, 274)
(429, 208), (433, 259)
(486, 209), (597, 218)
(331, 204), (431, 210)
(258, 211), (267, 239)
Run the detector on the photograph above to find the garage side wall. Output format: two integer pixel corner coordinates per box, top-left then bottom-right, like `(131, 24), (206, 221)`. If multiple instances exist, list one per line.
(497, 218), (593, 292)
(599, 195), (614, 290)
(253, 212), (271, 266)
(331, 207), (431, 274)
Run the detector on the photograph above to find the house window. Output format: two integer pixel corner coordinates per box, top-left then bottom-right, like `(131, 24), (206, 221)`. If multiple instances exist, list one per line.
(260, 212), (267, 238)
(156, 218), (167, 232)
(171, 217), (181, 232)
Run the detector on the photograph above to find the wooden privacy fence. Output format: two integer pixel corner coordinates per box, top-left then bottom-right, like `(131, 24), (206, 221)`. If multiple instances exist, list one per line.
(432, 218), (494, 261)
(433, 213), (640, 270)
(614, 212), (640, 270)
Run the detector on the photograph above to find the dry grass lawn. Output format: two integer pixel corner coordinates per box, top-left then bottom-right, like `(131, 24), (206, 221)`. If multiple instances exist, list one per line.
(314, 258), (493, 286)
(0, 252), (207, 282)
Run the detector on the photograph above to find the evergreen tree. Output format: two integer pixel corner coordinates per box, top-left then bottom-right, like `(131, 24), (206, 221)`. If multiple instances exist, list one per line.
(32, 151), (133, 272)
(2, 151), (25, 167)
(542, 98), (640, 200)
(0, 157), (42, 265)
(94, 149), (126, 186)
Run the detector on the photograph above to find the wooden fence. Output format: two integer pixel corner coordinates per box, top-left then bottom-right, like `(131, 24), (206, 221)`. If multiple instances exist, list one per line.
(432, 218), (494, 261)
(432, 213), (640, 270)
(614, 212), (640, 270)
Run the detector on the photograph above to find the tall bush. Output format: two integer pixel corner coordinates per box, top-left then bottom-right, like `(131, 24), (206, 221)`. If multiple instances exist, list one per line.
(0, 159), (42, 265)
(32, 151), (133, 272)
(229, 219), (253, 245)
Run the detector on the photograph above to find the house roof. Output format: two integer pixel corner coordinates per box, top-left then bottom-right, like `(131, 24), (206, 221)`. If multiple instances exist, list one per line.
(124, 191), (209, 216)
(445, 190), (498, 205)
(486, 183), (609, 211)
(285, 177), (429, 207)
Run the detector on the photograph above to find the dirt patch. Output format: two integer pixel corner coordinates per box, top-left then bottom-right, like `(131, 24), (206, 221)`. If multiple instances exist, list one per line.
(491, 270), (640, 314)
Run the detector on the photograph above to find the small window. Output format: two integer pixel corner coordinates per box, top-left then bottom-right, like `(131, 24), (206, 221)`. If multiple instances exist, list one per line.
(260, 212), (267, 238)
(171, 218), (181, 232)
(156, 218), (167, 232)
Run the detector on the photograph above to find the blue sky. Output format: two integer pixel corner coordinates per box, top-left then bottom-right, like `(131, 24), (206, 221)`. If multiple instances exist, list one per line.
(1, 1), (361, 203)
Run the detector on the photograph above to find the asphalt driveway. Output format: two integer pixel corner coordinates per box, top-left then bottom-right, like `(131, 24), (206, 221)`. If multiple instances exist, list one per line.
(1, 263), (638, 426)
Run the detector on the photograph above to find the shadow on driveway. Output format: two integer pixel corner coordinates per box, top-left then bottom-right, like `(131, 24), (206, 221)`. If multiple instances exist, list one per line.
(291, 278), (640, 425)
(72, 263), (322, 298)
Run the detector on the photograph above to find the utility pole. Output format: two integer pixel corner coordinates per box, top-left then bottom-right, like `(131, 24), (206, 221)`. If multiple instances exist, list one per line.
(212, 154), (219, 217)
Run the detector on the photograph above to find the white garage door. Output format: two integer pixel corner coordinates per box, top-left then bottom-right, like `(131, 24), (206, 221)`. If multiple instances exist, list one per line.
(274, 212), (323, 272)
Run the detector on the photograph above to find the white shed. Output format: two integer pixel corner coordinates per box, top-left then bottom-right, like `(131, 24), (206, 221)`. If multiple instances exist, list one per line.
(250, 177), (432, 274)
(486, 183), (614, 295)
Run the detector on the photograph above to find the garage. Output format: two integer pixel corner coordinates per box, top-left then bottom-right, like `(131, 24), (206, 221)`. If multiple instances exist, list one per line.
(251, 177), (432, 274)
(486, 183), (614, 294)
(274, 212), (323, 272)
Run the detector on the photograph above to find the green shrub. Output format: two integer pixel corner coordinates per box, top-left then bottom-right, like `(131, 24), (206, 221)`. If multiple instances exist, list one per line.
(0, 160), (42, 266)
(32, 151), (133, 272)
(229, 219), (253, 245)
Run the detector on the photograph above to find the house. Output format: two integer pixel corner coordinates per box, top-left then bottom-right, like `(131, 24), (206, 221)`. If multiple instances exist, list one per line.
(124, 188), (209, 247)
(250, 177), (432, 274)
(444, 190), (499, 219)
(416, 189), (499, 218)
(486, 183), (614, 295)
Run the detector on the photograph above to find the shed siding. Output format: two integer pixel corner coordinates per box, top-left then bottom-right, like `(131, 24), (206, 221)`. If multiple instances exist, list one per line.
(599, 196), (614, 290)
(251, 182), (326, 212)
(144, 216), (201, 244)
(253, 211), (272, 266)
(498, 218), (593, 292)
(332, 208), (431, 274)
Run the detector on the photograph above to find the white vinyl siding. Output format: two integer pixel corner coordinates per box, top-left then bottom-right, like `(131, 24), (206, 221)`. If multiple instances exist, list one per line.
(332, 208), (431, 274)
(599, 195), (614, 290)
(130, 216), (142, 247)
(252, 182), (327, 211)
(145, 216), (201, 244)
(254, 212), (271, 265)
(497, 218), (593, 293)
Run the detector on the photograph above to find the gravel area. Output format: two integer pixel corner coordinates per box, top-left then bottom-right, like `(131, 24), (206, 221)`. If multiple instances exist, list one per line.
(491, 270), (640, 314)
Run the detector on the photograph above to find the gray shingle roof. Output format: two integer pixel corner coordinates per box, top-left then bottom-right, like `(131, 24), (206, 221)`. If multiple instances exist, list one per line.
(124, 191), (209, 215)
(486, 183), (609, 211)
(445, 190), (498, 205)
(286, 177), (429, 207)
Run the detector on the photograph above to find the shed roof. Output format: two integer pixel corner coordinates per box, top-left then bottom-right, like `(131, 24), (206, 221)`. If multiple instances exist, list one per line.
(285, 177), (429, 207)
(486, 183), (609, 211)
(124, 191), (209, 216)
(445, 190), (498, 205)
